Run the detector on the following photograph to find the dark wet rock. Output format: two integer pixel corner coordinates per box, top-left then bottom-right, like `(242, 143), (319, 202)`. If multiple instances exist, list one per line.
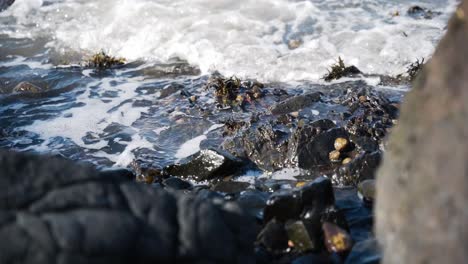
(300, 177), (335, 213)
(285, 220), (321, 252)
(357, 180), (375, 205)
(335, 151), (381, 186)
(377, 3), (468, 263)
(322, 222), (353, 254)
(407, 5), (441, 19)
(350, 136), (379, 153)
(345, 239), (380, 264)
(270, 92), (322, 115)
(256, 219), (288, 253)
(164, 148), (245, 181)
(159, 83), (184, 98)
(255, 179), (296, 193)
(0, 149), (256, 264)
(263, 189), (302, 223)
(321, 208), (350, 232)
(292, 253), (332, 264)
(13, 81), (48, 93)
(237, 190), (269, 220)
(227, 122), (290, 171)
(212, 181), (250, 193)
(298, 127), (349, 169)
(0, 0), (14, 12)
(162, 177), (192, 190)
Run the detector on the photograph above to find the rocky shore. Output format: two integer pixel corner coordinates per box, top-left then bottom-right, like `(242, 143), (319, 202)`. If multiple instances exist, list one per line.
(0, 70), (406, 263)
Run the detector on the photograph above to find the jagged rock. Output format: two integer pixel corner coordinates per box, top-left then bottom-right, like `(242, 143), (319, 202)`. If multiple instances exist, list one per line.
(164, 148), (245, 181)
(377, 3), (468, 263)
(299, 177), (335, 214)
(0, 150), (256, 264)
(335, 151), (381, 186)
(270, 92), (322, 115)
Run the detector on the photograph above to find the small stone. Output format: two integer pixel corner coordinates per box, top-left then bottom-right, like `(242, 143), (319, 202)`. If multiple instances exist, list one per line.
(288, 39), (303, 50)
(342, 157), (352, 165)
(358, 179), (376, 203)
(290, 111), (299, 118)
(295, 181), (307, 188)
(334, 137), (349, 151)
(13, 81), (47, 93)
(322, 222), (353, 254)
(358, 95), (368, 103)
(285, 220), (319, 252)
(263, 189), (302, 223)
(329, 150), (341, 162)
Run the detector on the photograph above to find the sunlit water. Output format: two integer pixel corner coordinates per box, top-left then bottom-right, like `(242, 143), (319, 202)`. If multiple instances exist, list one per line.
(0, 0), (457, 176)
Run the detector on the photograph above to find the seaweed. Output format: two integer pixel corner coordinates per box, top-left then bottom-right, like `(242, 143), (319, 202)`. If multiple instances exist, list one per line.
(323, 57), (361, 82)
(205, 74), (264, 108)
(86, 51), (126, 69)
(406, 58), (425, 81)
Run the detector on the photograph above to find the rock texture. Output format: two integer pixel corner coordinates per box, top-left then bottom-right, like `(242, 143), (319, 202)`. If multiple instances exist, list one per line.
(0, 0), (14, 11)
(376, 2), (468, 263)
(0, 150), (255, 264)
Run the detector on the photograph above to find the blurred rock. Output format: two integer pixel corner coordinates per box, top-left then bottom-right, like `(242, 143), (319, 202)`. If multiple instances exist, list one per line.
(377, 2), (468, 263)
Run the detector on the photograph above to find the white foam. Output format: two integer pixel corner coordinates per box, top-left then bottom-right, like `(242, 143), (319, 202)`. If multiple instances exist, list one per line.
(0, 0), (458, 82)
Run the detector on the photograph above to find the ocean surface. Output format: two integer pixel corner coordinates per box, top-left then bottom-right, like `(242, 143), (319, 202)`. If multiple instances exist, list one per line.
(0, 0), (457, 177)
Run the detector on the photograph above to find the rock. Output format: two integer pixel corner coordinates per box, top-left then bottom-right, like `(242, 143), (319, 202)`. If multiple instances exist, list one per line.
(130, 160), (164, 184)
(164, 148), (245, 181)
(263, 189), (302, 223)
(0, 0), (14, 12)
(212, 181), (250, 193)
(285, 220), (321, 252)
(256, 219), (288, 252)
(342, 157), (352, 165)
(407, 5), (441, 19)
(376, 2), (468, 263)
(162, 177), (192, 190)
(159, 83), (184, 98)
(233, 122), (290, 171)
(299, 177), (335, 214)
(270, 92), (322, 115)
(13, 82), (47, 93)
(350, 136), (379, 153)
(345, 239), (380, 264)
(292, 253), (332, 264)
(335, 151), (381, 186)
(297, 127), (349, 169)
(0, 149), (256, 263)
(357, 179), (375, 204)
(237, 190), (269, 220)
(322, 222), (353, 254)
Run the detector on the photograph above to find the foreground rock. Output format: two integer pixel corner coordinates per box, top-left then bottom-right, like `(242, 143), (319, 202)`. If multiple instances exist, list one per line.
(0, 150), (255, 264)
(377, 2), (468, 263)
